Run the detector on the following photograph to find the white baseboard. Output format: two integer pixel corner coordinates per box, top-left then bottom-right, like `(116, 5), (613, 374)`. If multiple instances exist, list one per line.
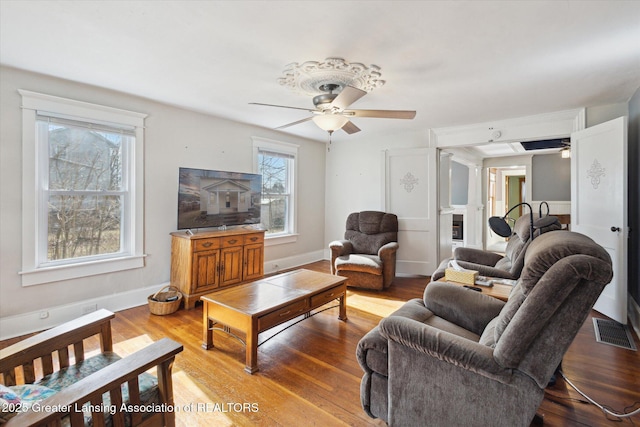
(628, 293), (640, 339)
(0, 283), (164, 341)
(397, 260), (432, 276)
(0, 249), (329, 341)
(265, 250), (325, 275)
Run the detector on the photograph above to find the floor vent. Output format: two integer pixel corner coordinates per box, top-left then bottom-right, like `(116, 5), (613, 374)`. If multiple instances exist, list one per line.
(593, 318), (637, 351)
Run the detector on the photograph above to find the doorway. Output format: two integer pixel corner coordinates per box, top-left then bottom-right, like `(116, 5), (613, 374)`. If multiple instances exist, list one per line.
(430, 107), (585, 271)
(487, 166), (526, 252)
(506, 175), (526, 223)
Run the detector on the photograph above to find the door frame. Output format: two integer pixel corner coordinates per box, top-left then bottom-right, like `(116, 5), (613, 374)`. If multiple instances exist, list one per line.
(430, 108), (585, 258)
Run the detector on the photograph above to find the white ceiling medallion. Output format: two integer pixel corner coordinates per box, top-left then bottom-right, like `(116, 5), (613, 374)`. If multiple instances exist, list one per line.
(278, 57), (385, 96)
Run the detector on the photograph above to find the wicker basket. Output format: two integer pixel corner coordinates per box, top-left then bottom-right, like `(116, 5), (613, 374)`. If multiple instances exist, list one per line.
(148, 286), (183, 315)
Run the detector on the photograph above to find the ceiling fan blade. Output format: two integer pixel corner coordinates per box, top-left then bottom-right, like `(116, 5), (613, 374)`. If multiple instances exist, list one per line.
(346, 109), (416, 119)
(250, 102), (316, 113)
(341, 120), (361, 134)
(329, 86), (367, 110)
(274, 116), (313, 130)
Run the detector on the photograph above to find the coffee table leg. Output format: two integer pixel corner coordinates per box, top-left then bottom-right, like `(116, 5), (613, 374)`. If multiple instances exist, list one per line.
(202, 302), (214, 350)
(338, 292), (348, 321)
(245, 319), (259, 374)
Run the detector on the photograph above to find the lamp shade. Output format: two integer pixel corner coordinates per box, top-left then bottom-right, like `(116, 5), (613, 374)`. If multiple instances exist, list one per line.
(312, 114), (349, 132)
(488, 216), (513, 237)
(488, 202), (535, 239)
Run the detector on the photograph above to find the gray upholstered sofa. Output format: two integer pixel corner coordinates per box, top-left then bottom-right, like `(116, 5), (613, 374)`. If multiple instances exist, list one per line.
(431, 213), (561, 282)
(329, 211), (399, 290)
(356, 230), (612, 426)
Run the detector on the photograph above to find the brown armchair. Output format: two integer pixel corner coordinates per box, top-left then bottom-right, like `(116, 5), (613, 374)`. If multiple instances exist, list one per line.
(329, 211), (399, 290)
(357, 230), (612, 426)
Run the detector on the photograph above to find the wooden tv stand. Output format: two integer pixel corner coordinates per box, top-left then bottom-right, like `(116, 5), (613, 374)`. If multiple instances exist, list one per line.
(170, 227), (266, 309)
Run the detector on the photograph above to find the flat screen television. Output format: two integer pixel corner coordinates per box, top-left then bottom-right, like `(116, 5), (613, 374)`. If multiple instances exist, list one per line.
(177, 167), (262, 230)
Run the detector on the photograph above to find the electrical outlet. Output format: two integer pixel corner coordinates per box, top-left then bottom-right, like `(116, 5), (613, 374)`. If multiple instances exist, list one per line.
(82, 304), (97, 314)
(39, 311), (49, 319)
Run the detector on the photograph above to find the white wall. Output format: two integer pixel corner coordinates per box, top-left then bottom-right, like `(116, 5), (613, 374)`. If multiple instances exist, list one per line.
(2, 66), (632, 337)
(324, 129), (430, 255)
(587, 103), (630, 128)
(0, 66), (326, 335)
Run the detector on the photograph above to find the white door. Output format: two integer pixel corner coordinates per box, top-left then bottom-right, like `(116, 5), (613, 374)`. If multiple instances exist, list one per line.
(571, 116), (627, 324)
(384, 147), (438, 275)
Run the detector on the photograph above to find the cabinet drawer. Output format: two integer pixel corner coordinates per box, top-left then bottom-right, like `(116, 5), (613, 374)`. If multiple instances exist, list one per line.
(244, 233), (264, 245)
(194, 238), (220, 252)
(221, 236), (244, 248)
(259, 299), (309, 331)
(311, 286), (344, 308)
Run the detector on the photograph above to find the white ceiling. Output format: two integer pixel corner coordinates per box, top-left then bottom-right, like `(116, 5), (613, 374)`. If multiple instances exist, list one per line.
(2, 1), (639, 153)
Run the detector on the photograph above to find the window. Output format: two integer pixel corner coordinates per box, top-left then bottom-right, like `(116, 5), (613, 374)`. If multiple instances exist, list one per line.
(41, 116), (130, 263)
(19, 90), (147, 286)
(252, 137), (298, 244)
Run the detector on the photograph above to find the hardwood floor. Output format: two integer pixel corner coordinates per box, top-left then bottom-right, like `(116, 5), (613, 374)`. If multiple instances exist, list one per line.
(2, 261), (639, 426)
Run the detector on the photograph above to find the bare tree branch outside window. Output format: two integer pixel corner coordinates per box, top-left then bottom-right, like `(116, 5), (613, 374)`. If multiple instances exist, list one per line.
(46, 124), (127, 261)
(258, 152), (289, 234)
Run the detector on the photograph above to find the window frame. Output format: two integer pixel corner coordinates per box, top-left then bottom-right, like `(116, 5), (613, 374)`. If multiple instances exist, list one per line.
(252, 137), (299, 246)
(19, 90), (147, 286)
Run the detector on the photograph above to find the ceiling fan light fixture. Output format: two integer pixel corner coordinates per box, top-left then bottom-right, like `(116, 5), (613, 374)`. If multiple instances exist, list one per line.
(252, 59), (415, 136)
(313, 93), (339, 110)
(312, 114), (349, 132)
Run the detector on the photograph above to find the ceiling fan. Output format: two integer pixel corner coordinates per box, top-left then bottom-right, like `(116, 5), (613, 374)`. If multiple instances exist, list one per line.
(250, 83), (416, 135)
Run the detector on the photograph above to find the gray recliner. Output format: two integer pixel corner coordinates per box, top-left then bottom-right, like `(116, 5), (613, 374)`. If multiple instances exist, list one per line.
(329, 211), (399, 290)
(356, 230), (612, 426)
(431, 213), (562, 282)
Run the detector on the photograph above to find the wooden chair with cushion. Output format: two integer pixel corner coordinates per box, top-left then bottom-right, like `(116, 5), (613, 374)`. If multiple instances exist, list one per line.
(0, 309), (183, 427)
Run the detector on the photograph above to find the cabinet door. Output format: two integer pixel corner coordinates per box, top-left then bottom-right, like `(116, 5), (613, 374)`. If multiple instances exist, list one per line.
(219, 246), (243, 287)
(192, 250), (220, 292)
(243, 243), (264, 281)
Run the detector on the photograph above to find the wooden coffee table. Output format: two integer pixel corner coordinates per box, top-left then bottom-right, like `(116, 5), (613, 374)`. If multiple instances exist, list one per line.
(201, 269), (347, 374)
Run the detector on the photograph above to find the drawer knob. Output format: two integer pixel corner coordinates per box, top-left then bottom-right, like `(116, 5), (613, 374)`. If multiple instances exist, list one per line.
(250, 237), (258, 241)
(279, 310), (291, 317)
(202, 242), (213, 248)
(228, 239), (238, 244)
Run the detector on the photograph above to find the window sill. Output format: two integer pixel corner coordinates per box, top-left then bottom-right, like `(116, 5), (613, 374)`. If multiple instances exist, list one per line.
(264, 233), (299, 246)
(19, 255), (146, 287)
